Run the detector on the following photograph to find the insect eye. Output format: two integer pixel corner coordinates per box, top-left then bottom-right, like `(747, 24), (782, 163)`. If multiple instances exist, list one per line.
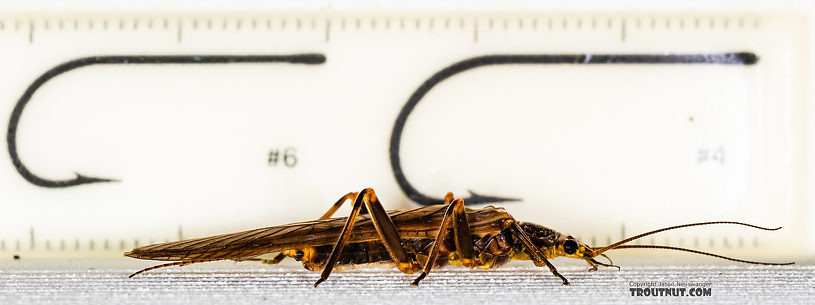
(563, 240), (578, 255)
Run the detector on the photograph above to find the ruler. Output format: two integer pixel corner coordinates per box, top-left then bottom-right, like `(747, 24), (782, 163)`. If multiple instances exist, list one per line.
(0, 11), (811, 260)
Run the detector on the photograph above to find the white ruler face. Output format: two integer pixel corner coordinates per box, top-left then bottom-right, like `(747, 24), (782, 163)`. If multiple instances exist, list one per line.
(0, 12), (811, 260)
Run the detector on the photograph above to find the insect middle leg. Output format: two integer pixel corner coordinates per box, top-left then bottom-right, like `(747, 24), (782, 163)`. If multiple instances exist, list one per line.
(411, 196), (477, 286)
(314, 188), (420, 287)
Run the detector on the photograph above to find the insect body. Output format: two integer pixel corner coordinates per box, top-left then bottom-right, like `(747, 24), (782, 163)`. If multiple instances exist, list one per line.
(125, 188), (793, 286)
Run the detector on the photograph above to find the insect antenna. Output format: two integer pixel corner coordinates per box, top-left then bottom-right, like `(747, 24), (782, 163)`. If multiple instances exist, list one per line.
(608, 245), (794, 265)
(594, 221), (780, 255)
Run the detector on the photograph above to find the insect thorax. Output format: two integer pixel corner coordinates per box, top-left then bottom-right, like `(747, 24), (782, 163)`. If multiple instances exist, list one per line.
(518, 222), (561, 249)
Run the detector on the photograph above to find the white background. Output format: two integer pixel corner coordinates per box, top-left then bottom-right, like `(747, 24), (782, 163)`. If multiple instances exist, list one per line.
(0, 3), (812, 261)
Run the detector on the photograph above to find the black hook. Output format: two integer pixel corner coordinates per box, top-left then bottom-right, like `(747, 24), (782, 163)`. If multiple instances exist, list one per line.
(7, 54), (326, 188)
(389, 52), (758, 205)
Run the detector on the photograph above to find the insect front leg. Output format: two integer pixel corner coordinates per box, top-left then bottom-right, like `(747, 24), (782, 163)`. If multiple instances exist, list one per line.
(411, 195), (478, 286)
(586, 255), (620, 271)
(508, 219), (570, 285)
(314, 188), (419, 287)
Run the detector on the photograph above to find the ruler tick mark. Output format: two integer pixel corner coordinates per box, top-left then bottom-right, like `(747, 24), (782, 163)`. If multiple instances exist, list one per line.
(325, 20), (330, 42)
(473, 19), (478, 42)
(28, 21), (33, 44)
(177, 19), (183, 43)
(621, 19), (626, 42)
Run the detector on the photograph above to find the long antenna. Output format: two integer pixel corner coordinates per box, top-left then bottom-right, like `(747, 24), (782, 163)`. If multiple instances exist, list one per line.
(608, 245), (794, 265)
(594, 221), (781, 254)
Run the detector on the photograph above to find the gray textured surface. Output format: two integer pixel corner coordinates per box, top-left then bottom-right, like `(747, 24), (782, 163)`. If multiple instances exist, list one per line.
(0, 259), (813, 305)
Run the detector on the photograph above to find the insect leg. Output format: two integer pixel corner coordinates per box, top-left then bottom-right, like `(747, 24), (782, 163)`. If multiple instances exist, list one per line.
(508, 219), (570, 285)
(318, 192), (360, 219)
(411, 197), (475, 286)
(444, 192), (455, 204)
(262, 192), (360, 265)
(314, 188), (417, 287)
(433, 192), (478, 266)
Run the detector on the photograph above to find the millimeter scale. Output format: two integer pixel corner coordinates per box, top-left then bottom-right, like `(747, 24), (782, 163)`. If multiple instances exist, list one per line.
(0, 9), (812, 263)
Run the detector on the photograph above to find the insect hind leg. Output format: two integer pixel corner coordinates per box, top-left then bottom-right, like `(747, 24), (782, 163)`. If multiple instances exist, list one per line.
(263, 192), (361, 266)
(314, 188), (419, 287)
